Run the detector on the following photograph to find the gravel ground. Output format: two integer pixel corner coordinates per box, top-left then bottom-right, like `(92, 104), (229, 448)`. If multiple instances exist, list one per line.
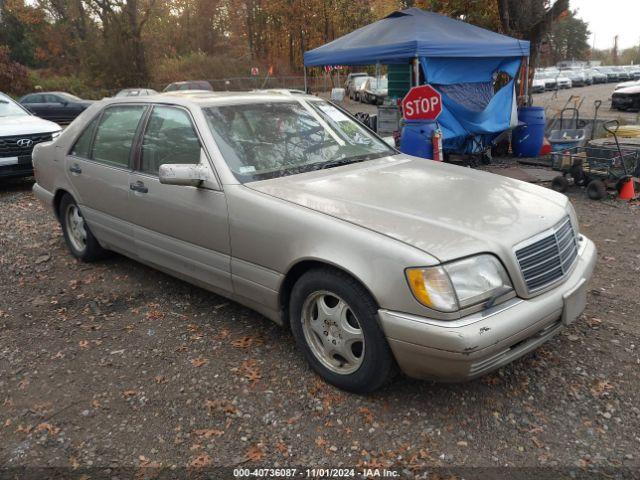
(533, 82), (640, 123)
(1, 172), (640, 478)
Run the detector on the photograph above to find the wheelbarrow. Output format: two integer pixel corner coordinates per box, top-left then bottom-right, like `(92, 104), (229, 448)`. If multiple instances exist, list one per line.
(549, 108), (586, 152)
(551, 120), (639, 200)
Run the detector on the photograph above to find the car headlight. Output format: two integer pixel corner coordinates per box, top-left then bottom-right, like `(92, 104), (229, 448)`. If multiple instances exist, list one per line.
(51, 130), (62, 139)
(406, 254), (513, 312)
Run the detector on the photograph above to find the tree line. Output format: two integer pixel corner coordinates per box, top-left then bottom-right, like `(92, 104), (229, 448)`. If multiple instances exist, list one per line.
(0, 0), (597, 97)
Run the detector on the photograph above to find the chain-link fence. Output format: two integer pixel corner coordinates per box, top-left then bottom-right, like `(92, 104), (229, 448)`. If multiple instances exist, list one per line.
(151, 76), (338, 93)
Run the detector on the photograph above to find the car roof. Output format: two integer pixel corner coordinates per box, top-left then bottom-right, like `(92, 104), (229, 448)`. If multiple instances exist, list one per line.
(167, 80), (211, 85)
(101, 90), (321, 108)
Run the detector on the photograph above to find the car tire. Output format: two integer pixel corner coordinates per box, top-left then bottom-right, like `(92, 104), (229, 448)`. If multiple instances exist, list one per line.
(569, 163), (586, 185)
(551, 175), (569, 193)
(289, 268), (396, 394)
(59, 193), (107, 261)
(586, 179), (606, 200)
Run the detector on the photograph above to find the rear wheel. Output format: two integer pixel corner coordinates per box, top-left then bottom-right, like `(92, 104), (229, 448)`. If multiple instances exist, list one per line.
(551, 175), (569, 193)
(59, 193), (106, 261)
(586, 179), (607, 200)
(289, 268), (395, 393)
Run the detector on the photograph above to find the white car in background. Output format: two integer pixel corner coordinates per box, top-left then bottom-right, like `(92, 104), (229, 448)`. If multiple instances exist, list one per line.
(532, 75), (546, 93)
(556, 74), (572, 89)
(0, 92), (61, 179)
(587, 69), (607, 84)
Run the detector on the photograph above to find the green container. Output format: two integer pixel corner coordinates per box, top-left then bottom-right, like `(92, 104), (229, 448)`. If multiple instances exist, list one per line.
(387, 64), (411, 100)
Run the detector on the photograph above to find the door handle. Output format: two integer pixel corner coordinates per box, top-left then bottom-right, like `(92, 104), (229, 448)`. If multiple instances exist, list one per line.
(69, 164), (82, 174)
(130, 181), (148, 194)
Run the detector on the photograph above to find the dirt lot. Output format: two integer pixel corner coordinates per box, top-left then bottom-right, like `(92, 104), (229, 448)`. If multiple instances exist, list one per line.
(1, 167), (640, 478)
(533, 82), (640, 123)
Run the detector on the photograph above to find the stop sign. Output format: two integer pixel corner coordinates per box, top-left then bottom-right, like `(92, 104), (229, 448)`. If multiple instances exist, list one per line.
(401, 85), (442, 121)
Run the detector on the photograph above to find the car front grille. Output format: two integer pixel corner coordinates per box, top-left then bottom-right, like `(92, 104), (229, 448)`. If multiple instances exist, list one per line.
(515, 217), (578, 293)
(0, 132), (52, 158)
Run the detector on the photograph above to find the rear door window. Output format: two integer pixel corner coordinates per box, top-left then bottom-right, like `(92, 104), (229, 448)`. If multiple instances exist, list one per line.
(23, 94), (42, 103)
(70, 116), (100, 158)
(91, 105), (146, 168)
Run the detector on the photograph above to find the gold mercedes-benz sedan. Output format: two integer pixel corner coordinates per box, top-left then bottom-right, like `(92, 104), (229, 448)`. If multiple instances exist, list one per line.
(31, 91), (596, 393)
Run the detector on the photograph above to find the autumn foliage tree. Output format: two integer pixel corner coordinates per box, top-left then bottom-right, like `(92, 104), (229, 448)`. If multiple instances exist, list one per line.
(0, 46), (32, 93)
(0, 0), (578, 96)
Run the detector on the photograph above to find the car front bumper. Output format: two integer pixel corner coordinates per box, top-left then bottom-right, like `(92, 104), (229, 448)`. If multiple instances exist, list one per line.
(378, 235), (597, 381)
(0, 155), (34, 179)
(612, 95), (640, 111)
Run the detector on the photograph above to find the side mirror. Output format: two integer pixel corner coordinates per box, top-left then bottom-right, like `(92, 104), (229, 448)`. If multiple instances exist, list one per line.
(159, 163), (210, 187)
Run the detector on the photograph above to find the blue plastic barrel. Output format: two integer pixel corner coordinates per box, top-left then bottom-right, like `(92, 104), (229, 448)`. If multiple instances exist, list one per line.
(512, 107), (546, 157)
(399, 121), (436, 159)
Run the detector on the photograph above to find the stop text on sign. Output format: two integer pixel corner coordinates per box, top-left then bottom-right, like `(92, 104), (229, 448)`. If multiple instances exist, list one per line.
(404, 97), (440, 118)
(401, 85), (442, 121)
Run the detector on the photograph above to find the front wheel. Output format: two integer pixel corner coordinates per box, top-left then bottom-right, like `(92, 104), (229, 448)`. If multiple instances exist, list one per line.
(59, 193), (107, 261)
(289, 268), (395, 393)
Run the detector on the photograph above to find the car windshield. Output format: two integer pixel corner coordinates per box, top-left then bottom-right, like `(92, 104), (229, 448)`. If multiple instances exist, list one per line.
(353, 77), (369, 88)
(203, 99), (395, 182)
(369, 78), (388, 90)
(0, 95), (28, 117)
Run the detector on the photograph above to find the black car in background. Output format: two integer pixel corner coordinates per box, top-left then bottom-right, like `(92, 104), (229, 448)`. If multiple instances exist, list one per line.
(163, 80), (213, 92)
(612, 85), (640, 111)
(19, 92), (93, 124)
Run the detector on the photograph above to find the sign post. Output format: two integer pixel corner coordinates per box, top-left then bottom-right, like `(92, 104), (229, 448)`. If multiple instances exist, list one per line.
(399, 85), (444, 160)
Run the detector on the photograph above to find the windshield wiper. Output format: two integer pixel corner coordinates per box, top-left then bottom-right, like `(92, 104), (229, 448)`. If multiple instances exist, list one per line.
(320, 153), (384, 170)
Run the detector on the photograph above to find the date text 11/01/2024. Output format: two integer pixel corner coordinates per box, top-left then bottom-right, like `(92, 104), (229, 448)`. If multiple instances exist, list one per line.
(233, 468), (400, 478)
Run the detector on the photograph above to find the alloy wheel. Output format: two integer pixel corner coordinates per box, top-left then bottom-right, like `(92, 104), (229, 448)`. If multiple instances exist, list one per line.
(65, 204), (87, 252)
(301, 291), (365, 375)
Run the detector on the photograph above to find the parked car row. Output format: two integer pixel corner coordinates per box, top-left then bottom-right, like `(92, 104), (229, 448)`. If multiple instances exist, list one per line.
(532, 65), (640, 95)
(344, 73), (388, 105)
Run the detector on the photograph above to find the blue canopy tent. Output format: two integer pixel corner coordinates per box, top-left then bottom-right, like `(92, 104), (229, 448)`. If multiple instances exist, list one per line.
(303, 8), (530, 154)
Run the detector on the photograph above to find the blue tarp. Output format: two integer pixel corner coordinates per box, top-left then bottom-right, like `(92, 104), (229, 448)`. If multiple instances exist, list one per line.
(303, 8), (529, 66)
(420, 57), (520, 153)
(303, 7), (528, 155)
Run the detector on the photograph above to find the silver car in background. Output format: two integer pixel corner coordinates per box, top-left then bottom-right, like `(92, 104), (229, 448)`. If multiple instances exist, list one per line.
(32, 92), (596, 393)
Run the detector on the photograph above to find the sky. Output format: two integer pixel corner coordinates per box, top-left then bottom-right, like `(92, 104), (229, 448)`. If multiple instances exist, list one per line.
(573, 0), (640, 50)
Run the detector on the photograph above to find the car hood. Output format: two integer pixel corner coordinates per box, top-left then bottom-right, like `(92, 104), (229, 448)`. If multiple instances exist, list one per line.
(615, 80), (640, 90)
(615, 85), (640, 94)
(0, 115), (61, 136)
(248, 155), (570, 262)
